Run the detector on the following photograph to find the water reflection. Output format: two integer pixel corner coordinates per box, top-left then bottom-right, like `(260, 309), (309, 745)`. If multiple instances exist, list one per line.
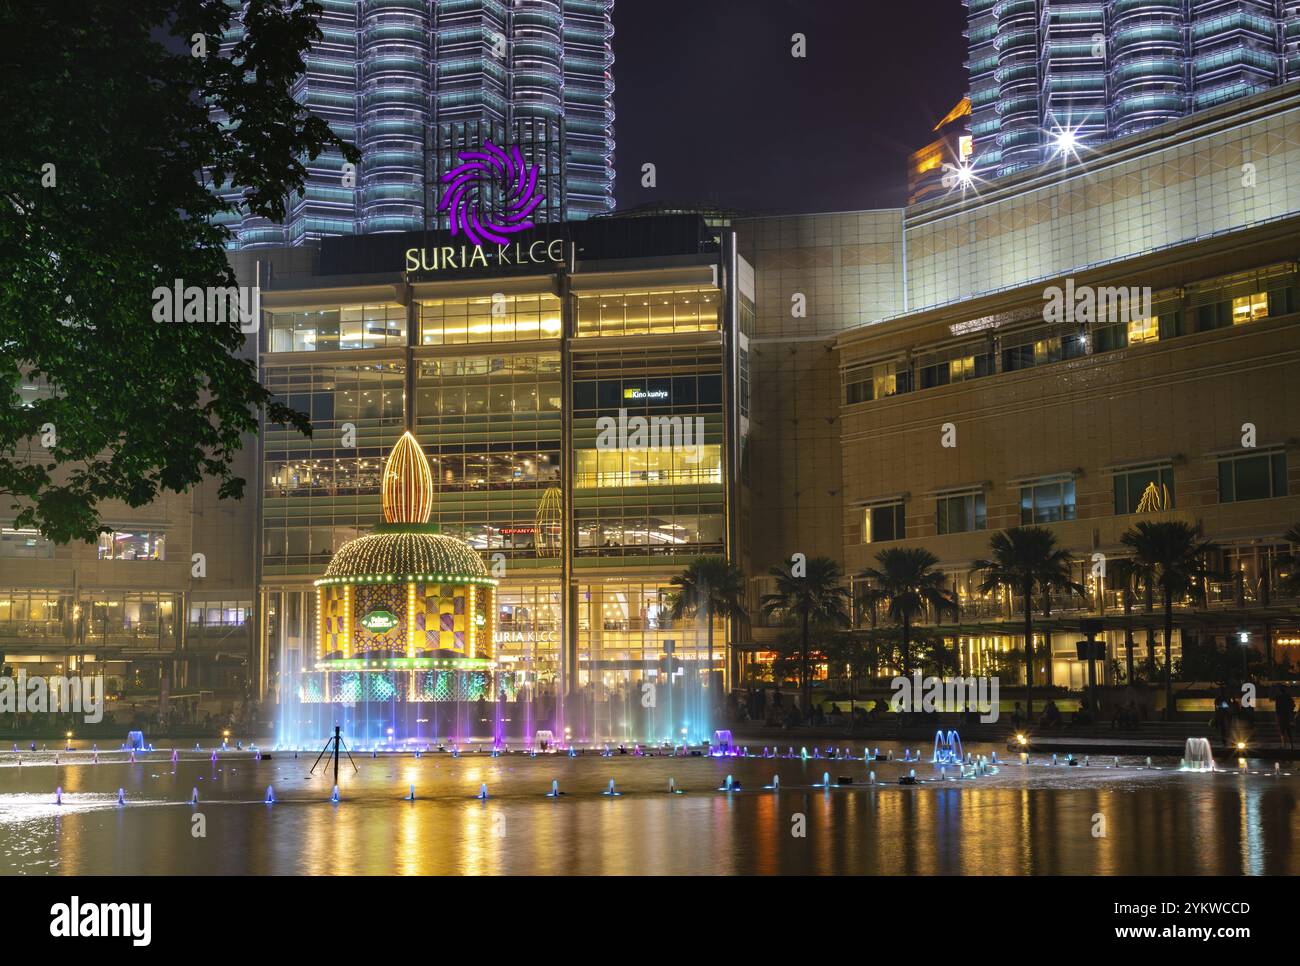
(1, 747), (1297, 875)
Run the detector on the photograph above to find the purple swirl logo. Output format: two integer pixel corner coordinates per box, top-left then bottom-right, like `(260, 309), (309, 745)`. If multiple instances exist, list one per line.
(439, 141), (545, 246)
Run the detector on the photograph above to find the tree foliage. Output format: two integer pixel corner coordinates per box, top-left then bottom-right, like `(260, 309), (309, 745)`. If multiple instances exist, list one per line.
(0, 0), (356, 541)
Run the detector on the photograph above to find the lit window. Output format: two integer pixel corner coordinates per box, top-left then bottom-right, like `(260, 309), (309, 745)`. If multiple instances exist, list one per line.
(1113, 465), (1174, 514)
(950, 355), (977, 380)
(97, 531), (166, 561)
(1232, 292), (1268, 324)
(575, 447), (722, 488)
(1126, 316), (1159, 345)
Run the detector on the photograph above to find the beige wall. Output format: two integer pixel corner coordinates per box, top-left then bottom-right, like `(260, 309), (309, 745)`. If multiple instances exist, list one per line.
(838, 239), (1300, 578)
(733, 210), (906, 577)
(735, 210), (905, 339)
(745, 340), (843, 574)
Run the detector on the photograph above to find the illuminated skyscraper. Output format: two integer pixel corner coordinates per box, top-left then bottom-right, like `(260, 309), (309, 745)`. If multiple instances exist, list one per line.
(214, 0), (616, 250)
(965, 0), (1300, 179)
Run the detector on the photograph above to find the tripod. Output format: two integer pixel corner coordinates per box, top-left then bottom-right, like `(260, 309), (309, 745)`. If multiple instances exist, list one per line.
(309, 725), (358, 786)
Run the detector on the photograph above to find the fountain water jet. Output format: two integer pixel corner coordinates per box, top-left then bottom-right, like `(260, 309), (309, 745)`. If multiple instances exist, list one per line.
(931, 730), (963, 764)
(1181, 738), (1215, 773)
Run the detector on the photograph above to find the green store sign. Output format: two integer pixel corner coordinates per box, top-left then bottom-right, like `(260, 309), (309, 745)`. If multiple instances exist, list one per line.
(360, 610), (400, 634)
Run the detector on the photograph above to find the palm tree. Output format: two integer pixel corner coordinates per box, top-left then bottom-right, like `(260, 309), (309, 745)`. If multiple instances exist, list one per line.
(974, 527), (1084, 722)
(860, 547), (956, 678)
(853, 579), (887, 679)
(761, 556), (851, 717)
(1121, 520), (1215, 720)
(1107, 557), (1141, 685)
(668, 556), (748, 702)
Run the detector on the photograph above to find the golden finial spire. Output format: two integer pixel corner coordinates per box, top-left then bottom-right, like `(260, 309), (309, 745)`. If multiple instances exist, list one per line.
(382, 431), (434, 524)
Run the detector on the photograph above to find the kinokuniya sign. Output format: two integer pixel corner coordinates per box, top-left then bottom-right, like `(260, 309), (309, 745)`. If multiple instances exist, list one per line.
(404, 239), (566, 273)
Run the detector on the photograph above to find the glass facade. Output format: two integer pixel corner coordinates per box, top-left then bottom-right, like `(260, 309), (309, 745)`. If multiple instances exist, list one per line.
(0, 589), (179, 653)
(257, 230), (742, 724)
(415, 352), (563, 556)
(572, 345), (726, 560)
(215, 0), (615, 250)
(263, 362), (408, 575)
(965, 0), (1298, 179)
(575, 288), (721, 337)
(420, 295), (563, 345)
(96, 531), (166, 561)
(268, 304), (407, 352)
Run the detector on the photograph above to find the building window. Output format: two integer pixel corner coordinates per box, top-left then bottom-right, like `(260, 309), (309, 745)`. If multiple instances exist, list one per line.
(1127, 315), (1160, 345)
(575, 289), (719, 337)
(1000, 328), (1086, 373)
(843, 360), (911, 404)
(1020, 478), (1076, 524)
(937, 491), (987, 535)
(917, 342), (994, 389)
(575, 513), (724, 556)
(1113, 464), (1175, 514)
(97, 531), (166, 561)
(1232, 292), (1269, 325)
(268, 304), (406, 352)
(1218, 451), (1287, 503)
(421, 294), (562, 345)
(416, 354), (562, 416)
(189, 601), (252, 628)
(0, 528), (53, 559)
(575, 446), (722, 488)
(862, 502), (906, 543)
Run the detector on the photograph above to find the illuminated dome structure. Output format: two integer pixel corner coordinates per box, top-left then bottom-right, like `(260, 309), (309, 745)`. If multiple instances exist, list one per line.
(303, 432), (502, 721)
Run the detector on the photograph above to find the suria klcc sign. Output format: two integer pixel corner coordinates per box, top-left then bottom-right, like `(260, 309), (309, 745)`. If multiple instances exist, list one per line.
(404, 238), (564, 273)
(405, 139), (563, 273)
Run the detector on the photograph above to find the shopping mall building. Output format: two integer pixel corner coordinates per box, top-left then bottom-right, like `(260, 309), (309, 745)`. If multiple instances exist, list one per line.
(6, 82), (1300, 721)
(232, 215), (752, 713)
(735, 82), (1300, 698)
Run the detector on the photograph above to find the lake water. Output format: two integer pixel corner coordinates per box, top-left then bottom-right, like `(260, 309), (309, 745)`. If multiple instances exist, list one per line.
(1, 741), (1296, 875)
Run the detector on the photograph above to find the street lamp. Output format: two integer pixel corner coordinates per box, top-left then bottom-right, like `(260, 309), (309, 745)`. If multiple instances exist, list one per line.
(1238, 630), (1251, 681)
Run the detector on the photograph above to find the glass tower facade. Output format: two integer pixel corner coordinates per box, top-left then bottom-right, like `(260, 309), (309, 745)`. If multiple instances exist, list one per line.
(966, 0), (1300, 179)
(214, 0), (615, 250)
(251, 217), (750, 743)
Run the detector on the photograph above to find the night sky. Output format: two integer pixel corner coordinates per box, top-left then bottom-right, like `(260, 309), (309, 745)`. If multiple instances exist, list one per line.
(611, 0), (969, 214)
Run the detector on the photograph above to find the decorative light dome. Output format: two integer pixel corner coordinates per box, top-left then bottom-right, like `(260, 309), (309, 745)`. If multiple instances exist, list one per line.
(319, 529), (490, 584)
(315, 432), (494, 587)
